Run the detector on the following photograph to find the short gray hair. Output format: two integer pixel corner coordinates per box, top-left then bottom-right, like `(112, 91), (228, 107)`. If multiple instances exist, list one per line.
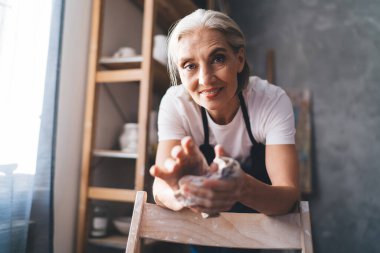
(167, 9), (250, 93)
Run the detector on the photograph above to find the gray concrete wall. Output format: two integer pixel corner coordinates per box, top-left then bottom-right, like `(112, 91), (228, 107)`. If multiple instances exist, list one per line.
(229, 1), (380, 252)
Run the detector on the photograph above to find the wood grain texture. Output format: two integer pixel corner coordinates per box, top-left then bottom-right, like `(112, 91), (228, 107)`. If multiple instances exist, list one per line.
(135, 0), (155, 191)
(96, 69), (143, 82)
(300, 201), (314, 253)
(126, 191), (147, 253)
(88, 187), (136, 202)
(139, 203), (301, 249)
(126, 192), (313, 252)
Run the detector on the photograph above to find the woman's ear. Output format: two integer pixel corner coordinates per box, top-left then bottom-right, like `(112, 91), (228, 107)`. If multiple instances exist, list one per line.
(236, 47), (245, 73)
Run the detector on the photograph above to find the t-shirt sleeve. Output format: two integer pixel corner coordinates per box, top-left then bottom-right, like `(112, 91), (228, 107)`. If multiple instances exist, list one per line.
(265, 93), (296, 145)
(157, 90), (187, 141)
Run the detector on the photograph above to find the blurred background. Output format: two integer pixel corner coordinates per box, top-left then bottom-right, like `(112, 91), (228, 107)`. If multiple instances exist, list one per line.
(229, 1), (380, 252)
(1, 0), (379, 253)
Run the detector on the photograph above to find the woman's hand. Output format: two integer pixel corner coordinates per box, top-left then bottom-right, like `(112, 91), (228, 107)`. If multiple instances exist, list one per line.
(150, 136), (209, 189)
(179, 146), (247, 214)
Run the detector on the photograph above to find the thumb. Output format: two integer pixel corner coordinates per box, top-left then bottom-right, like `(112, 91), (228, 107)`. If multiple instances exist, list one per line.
(215, 144), (227, 157)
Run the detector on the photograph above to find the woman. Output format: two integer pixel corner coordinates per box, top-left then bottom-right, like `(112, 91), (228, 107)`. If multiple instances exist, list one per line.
(149, 9), (299, 252)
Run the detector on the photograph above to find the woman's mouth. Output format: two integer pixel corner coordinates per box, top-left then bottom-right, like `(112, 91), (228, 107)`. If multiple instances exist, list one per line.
(199, 87), (223, 98)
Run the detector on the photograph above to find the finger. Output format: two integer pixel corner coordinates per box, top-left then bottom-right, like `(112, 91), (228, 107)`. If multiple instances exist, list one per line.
(186, 183), (236, 202)
(149, 164), (158, 177)
(215, 144), (227, 157)
(181, 136), (202, 156)
(202, 178), (238, 192)
(150, 160), (177, 179)
(149, 164), (174, 183)
(164, 158), (176, 173)
(170, 145), (184, 159)
(209, 163), (218, 173)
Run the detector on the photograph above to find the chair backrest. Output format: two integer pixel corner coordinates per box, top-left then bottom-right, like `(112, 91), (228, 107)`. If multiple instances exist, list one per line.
(126, 191), (313, 253)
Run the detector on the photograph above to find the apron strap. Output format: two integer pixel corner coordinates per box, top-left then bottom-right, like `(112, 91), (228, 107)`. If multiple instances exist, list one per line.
(238, 92), (258, 146)
(201, 106), (210, 145)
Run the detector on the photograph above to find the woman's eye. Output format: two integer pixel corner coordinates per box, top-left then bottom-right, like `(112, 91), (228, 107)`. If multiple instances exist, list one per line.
(184, 63), (196, 70)
(213, 54), (225, 63)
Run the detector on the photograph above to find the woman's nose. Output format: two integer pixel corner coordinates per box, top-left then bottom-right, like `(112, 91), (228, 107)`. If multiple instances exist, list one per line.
(198, 66), (214, 85)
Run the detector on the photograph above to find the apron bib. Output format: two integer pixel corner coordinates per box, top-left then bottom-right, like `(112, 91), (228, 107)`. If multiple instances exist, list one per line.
(193, 93), (271, 253)
(199, 92), (272, 213)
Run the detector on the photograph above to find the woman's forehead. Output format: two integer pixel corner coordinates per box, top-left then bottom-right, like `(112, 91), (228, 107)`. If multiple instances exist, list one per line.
(179, 28), (227, 45)
(177, 29), (230, 58)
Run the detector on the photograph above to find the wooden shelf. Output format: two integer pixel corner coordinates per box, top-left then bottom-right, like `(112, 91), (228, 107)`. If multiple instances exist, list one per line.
(88, 187), (137, 202)
(88, 235), (159, 249)
(89, 234), (127, 249)
(93, 149), (138, 159)
(131, 0), (198, 32)
(99, 56), (143, 69)
(96, 69), (143, 83)
(98, 57), (170, 92)
(77, 0), (186, 252)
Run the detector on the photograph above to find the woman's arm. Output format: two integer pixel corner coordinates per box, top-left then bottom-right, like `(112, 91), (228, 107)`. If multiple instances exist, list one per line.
(151, 137), (210, 211)
(181, 144), (299, 216)
(238, 144), (300, 215)
(151, 140), (183, 211)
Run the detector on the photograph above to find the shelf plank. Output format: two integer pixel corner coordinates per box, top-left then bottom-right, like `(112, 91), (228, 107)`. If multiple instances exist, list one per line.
(99, 56), (143, 69)
(96, 69), (143, 83)
(88, 187), (136, 202)
(93, 149), (138, 159)
(98, 57), (170, 92)
(131, 0), (198, 32)
(88, 235), (158, 249)
(89, 234), (128, 249)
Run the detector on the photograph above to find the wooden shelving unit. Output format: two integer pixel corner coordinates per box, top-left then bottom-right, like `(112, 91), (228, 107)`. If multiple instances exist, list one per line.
(76, 0), (198, 252)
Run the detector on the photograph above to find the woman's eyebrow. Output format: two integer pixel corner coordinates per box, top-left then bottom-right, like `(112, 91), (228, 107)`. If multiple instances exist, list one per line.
(178, 47), (227, 65)
(209, 47), (227, 57)
(178, 57), (192, 65)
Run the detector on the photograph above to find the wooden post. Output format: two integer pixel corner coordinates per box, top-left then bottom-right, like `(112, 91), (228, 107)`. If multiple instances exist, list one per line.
(135, 0), (156, 191)
(76, 0), (103, 252)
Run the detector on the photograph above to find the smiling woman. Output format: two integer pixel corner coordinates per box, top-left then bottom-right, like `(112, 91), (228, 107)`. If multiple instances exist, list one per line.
(176, 29), (244, 124)
(150, 8), (299, 253)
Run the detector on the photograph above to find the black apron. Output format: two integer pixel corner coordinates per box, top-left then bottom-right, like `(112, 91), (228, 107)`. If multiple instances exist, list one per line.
(193, 93), (271, 253)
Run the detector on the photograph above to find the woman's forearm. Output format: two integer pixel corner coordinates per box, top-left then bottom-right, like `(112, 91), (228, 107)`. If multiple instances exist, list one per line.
(239, 174), (300, 215)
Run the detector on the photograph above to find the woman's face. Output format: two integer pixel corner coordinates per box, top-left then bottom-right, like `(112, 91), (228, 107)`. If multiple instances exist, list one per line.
(176, 28), (245, 123)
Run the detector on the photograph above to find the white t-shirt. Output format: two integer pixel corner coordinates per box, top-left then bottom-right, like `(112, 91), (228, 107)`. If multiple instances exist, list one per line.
(158, 76), (295, 163)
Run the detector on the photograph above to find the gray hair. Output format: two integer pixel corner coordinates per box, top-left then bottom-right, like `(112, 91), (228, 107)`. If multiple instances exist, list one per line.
(167, 9), (250, 92)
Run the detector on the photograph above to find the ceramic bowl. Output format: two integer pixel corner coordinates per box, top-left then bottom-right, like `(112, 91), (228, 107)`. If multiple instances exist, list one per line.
(113, 216), (132, 235)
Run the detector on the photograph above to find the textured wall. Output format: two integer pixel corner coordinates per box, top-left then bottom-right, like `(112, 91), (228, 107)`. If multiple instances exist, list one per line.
(230, 1), (380, 252)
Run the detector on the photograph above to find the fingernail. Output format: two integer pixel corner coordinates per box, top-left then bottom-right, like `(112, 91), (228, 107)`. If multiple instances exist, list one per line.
(187, 138), (193, 147)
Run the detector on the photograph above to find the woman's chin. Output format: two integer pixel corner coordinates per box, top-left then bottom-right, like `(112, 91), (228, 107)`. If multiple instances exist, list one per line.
(200, 101), (220, 111)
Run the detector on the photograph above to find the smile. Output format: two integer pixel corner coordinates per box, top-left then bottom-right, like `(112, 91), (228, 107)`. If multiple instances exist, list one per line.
(199, 87), (223, 95)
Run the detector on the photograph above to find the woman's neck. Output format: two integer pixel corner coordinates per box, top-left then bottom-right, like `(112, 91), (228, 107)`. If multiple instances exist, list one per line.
(207, 95), (240, 125)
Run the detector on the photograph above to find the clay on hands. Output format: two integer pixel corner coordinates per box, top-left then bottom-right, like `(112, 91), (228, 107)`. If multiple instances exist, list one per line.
(174, 156), (241, 218)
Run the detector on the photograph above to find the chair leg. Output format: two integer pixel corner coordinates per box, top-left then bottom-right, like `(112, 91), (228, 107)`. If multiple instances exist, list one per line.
(125, 191), (147, 253)
(300, 201), (314, 253)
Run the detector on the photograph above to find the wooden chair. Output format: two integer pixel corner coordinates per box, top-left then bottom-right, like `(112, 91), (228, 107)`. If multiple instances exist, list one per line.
(126, 191), (313, 253)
